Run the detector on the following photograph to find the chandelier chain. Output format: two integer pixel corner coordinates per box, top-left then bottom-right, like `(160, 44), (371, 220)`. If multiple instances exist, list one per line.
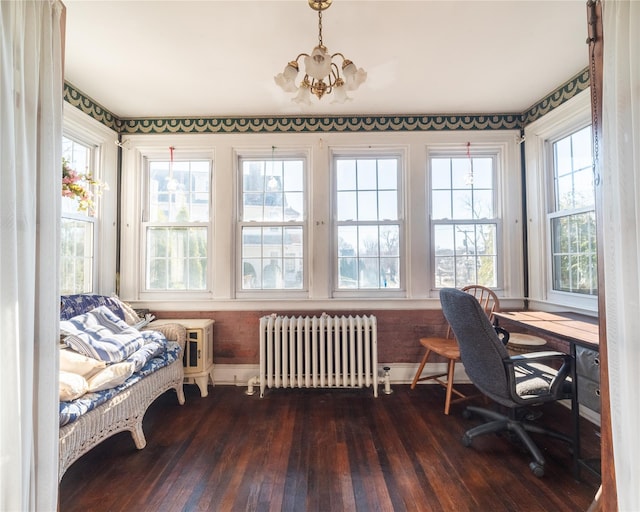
(318, 11), (323, 47)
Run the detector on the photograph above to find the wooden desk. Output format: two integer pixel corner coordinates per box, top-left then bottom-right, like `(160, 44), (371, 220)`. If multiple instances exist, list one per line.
(493, 310), (599, 349)
(493, 310), (601, 479)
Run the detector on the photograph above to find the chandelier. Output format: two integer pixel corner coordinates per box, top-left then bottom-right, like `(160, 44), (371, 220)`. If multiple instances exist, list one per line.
(274, 0), (367, 104)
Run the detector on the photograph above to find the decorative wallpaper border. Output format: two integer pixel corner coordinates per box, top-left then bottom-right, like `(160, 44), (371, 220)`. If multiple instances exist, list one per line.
(63, 83), (121, 132)
(117, 114), (522, 134)
(522, 68), (590, 126)
(64, 67), (589, 135)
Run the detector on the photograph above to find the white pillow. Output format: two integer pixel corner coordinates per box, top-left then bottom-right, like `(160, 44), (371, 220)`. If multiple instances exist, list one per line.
(60, 348), (106, 378)
(111, 294), (141, 326)
(59, 371), (89, 401)
(86, 361), (135, 392)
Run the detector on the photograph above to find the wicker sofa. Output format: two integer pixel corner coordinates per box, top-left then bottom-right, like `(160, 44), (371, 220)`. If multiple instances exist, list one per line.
(58, 294), (186, 481)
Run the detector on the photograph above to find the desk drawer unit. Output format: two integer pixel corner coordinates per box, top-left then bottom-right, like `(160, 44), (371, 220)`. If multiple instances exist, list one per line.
(575, 345), (600, 413)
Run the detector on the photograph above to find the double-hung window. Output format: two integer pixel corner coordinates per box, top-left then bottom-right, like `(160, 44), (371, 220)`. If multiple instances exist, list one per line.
(239, 156), (305, 291)
(430, 153), (499, 289)
(143, 158), (211, 291)
(61, 137), (97, 294)
(335, 155), (402, 292)
(549, 125), (597, 296)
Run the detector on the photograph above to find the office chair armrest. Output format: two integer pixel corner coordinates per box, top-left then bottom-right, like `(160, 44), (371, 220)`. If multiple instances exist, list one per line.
(504, 351), (574, 399)
(506, 350), (569, 362)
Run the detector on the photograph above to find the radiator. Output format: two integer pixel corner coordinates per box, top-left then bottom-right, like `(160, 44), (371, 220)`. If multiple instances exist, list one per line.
(249, 313), (379, 398)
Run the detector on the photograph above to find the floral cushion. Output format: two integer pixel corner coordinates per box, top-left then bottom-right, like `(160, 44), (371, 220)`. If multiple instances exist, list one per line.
(60, 294), (125, 322)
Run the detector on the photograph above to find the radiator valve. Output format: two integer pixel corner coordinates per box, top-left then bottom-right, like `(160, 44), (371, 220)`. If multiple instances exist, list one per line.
(381, 366), (393, 395)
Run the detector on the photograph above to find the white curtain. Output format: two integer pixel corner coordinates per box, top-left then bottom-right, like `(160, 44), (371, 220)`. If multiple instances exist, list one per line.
(601, 1), (640, 510)
(0, 1), (63, 510)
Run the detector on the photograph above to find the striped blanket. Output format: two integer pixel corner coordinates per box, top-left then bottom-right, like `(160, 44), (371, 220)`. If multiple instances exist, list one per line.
(60, 306), (144, 363)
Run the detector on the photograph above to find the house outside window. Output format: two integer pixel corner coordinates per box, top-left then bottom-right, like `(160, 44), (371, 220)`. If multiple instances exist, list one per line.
(549, 125), (597, 295)
(430, 154), (499, 289)
(239, 156), (305, 291)
(61, 137), (96, 294)
(334, 155), (402, 292)
(143, 159), (211, 291)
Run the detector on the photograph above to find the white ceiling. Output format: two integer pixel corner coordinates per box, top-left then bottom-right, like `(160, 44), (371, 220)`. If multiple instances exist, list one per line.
(63, 0), (590, 119)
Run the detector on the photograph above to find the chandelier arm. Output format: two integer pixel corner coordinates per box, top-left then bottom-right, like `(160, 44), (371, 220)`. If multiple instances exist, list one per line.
(329, 62), (341, 86)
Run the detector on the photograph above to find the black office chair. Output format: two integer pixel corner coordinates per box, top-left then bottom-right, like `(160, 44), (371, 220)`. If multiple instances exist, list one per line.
(439, 288), (574, 477)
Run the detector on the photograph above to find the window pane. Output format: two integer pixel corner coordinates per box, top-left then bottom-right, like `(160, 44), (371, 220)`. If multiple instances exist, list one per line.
(378, 159), (397, 189)
(338, 226), (358, 288)
(336, 156), (401, 291)
(242, 158), (304, 223)
(433, 223), (497, 289)
(240, 226), (304, 290)
(337, 224), (401, 290)
(337, 191), (357, 221)
(573, 167), (594, 208)
(379, 191), (398, 221)
(432, 190), (452, 220)
(60, 218), (94, 294)
(430, 153), (497, 290)
(61, 137), (96, 293)
(471, 158), (493, 188)
(550, 126), (596, 296)
(146, 227), (208, 290)
(551, 212), (597, 295)
(451, 158), (472, 189)
(357, 191), (378, 221)
(149, 160), (210, 222)
(431, 158), (451, 189)
(473, 190), (494, 218)
(359, 225), (379, 256)
(553, 126), (593, 210)
(357, 159), (377, 189)
(452, 190), (473, 219)
(336, 160), (356, 189)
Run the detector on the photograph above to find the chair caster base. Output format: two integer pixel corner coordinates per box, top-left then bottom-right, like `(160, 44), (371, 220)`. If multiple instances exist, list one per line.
(529, 461), (545, 477)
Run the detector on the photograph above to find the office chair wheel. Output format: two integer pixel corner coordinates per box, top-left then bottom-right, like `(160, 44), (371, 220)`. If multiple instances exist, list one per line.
(529, 461), (544, 477)
(462, 433), (472, 447)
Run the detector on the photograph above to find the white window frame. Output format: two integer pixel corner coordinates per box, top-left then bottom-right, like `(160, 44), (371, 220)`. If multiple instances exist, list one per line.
(331, 147), (406, 299)
(428, 147), (504, 291)
(524, 91), (597, 312)
(142, 156), (212, 294)
(61, 136), (98, 294)
(118, 131), (522, 308)
(62, 104), (118, 295)
(235, 148), (309, 299)
(124, 144), (214, 301)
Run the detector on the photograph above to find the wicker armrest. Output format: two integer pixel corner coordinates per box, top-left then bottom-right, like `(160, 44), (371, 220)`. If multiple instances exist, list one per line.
(143, 323), (186, 351)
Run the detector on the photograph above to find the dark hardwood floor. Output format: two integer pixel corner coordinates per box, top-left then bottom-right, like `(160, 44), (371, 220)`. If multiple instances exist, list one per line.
(59, 384), (600, 512)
